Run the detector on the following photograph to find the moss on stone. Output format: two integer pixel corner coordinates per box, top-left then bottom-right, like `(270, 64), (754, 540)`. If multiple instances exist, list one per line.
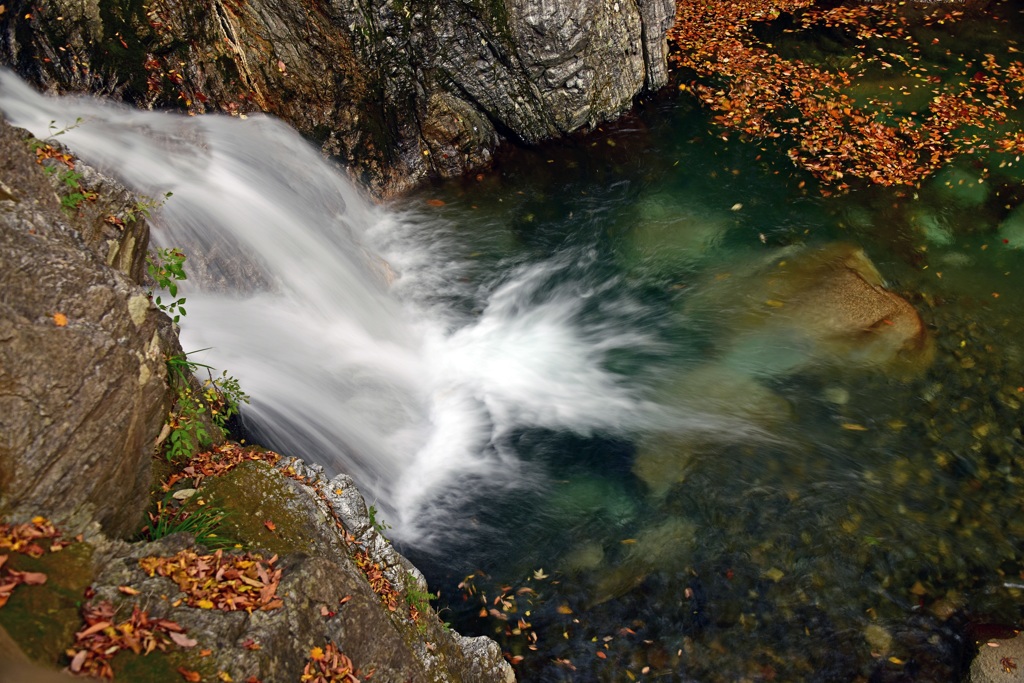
(110, 645), (216, 683)
(0, 542), (94, 665)
(198, 461), (319, 555)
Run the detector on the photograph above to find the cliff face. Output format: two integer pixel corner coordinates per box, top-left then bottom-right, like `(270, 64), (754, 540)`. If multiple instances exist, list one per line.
(0, 116), (170, 539)
(0, 0), (674, 196)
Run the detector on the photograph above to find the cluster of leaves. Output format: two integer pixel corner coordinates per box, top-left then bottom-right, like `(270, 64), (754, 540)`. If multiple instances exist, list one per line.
(147, 247), (188, 324)
(301, 643), (361, 683)
(32, 140), (98, 212)
(139, 548), (284, 612)
(0, 517), (72, 608)
(353, 549), (398, 612)
(0, 555), (47, 609)
(161, 442), (281, 491)
(667, 0), (1024, 192)
(66, 601), (196, 679)
(458, 569), (552, 667)
(140, 494), (234, 550)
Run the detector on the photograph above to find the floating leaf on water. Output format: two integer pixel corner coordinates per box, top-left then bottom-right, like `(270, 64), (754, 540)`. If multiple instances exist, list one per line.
(841, 423), (868, 431)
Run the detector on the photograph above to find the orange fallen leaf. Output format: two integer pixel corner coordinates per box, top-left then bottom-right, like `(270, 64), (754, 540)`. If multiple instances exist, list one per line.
(53, 312), (68, 327)
(263, 520), (276, 532)
(310, 646), (325, 661)
(425, 199), (446, 207)
(178, 667), (202, 682)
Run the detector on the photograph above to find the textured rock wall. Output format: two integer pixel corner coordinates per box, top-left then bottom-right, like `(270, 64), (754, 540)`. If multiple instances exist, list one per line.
(0, 0), (674, 196)
(0, 117), (171, 538)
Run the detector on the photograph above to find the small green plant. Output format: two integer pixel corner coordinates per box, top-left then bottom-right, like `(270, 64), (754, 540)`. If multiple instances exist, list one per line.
(41, 161), (97, 213)
(163, 353), (250, 462)
(405, 575), (439, 633)
(368, 504), (391, 534)
(166, 385), (210, 461)
(146, 247), (188, 323)
(48, 117), (84, 138)
(125, 191), (173, 223)
(141, 493), (235, 549)
(203, 370), (248, 432)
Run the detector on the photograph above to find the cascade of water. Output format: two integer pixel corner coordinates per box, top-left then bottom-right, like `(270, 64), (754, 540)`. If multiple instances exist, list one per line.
(0, 71), (738, 546)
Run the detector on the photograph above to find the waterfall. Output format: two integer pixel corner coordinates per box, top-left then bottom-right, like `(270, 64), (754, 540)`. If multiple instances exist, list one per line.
(0, 71), (739, 546)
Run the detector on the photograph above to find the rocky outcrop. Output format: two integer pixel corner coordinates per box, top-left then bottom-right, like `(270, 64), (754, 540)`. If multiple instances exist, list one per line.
(0, 117), (171, 538)
(0, 0), (675, 196)
(86, 456), (514, 682)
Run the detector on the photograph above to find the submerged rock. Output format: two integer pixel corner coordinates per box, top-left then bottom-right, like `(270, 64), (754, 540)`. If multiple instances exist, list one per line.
(633, 243), (933, 494)
(688, 242), (933, 377)
(969, 632), (1023, 683)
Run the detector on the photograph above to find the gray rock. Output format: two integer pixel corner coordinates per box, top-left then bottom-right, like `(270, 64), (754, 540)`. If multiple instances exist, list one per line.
(970, 633), (1024, 683)
(0, 118), (171, 538)
(0, 0), (673, 196)
(88, 455), (516, 682)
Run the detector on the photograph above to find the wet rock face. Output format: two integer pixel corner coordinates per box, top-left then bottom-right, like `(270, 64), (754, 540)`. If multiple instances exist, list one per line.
(0, 0), (674, 196)
(0, 118), (170, 538)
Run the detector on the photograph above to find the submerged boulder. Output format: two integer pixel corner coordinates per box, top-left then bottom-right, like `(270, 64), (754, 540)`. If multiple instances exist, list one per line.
(633, 243), (933, 495)
(688, 242), (933, 377)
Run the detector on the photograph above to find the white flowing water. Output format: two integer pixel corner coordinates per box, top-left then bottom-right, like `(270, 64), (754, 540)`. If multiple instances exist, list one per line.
(0, 71), (746, 545)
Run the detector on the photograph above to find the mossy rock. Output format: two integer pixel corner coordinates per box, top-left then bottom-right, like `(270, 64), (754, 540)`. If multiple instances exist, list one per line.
(0, 542), (94, 666)
(196, 461), (326, 556)
(108, 646), (216, 683)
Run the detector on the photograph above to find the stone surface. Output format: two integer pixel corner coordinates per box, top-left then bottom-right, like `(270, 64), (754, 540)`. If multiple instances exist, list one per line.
(89, 454), (515, 682)
(970, 633), (1024, 683)
(0, 0), (674, 197)
(0, 117), (171, 538)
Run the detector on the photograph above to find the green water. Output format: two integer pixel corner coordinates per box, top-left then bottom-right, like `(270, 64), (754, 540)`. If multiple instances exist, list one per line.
(397, 4), (1024, 681)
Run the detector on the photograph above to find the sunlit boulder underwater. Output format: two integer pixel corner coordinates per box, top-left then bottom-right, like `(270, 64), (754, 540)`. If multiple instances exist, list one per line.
(633, 242), (935, 496)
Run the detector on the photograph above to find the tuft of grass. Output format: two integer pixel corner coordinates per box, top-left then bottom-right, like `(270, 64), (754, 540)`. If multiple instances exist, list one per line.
(140, 493), (235, 550)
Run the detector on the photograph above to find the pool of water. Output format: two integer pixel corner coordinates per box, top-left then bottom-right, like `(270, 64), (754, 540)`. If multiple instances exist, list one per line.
(387, 4), (1024, 681)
